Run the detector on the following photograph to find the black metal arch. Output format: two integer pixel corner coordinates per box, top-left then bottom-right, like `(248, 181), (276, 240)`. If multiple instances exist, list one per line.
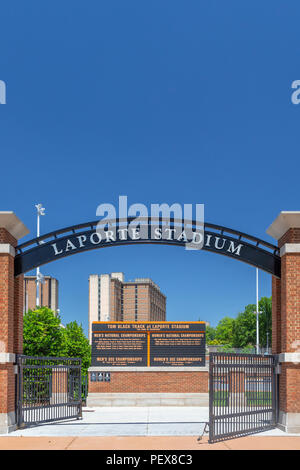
(14, 218), (281, 277)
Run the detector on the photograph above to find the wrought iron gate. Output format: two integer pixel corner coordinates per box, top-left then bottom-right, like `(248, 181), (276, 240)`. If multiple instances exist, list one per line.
(209, 352), (277, 443)
(17, 356), (82, 427)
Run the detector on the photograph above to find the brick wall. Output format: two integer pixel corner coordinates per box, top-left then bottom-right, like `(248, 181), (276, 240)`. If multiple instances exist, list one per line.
(272, 276), (281, 354)
(280, 253), (300, 352)
(0, 228), (17, 247)
(279, 228), (300, 247)
(0, 254), (15, 353)
(279, 363), (300, 413)
(0, 364), (15, 414)
(14, 275), (24, 354)
(273, 225), (300, 422)
(0, 228), (23, 421)
(89, 371), (208, 393)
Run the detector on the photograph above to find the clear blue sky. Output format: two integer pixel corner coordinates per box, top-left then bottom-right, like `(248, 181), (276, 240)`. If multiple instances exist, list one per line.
(1, 1), (299, 335)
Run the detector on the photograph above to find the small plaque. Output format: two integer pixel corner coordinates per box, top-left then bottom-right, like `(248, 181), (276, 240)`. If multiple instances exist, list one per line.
(97, 372), (104, 382)
(90, 372), (97, 382)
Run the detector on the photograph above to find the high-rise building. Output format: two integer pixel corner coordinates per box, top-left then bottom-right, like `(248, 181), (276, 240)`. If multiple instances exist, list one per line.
(88, 272), (166, 343)
(24, 276), (59, 315)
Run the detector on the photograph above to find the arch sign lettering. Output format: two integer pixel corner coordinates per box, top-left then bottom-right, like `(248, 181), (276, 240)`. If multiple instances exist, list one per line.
(15, 216), (280, 277)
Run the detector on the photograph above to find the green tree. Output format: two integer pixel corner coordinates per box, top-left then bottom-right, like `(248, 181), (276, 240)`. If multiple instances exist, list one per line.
(61, 321), (91, 374)
(23, 307), (65, 357)
(206, 325), (217, 343)
(231, 298), (272, 349)
(215, 317), (235, 345)
(232, 304), (256, 348)
(258, 297), (272, 349)
(23, 308), (92, 372)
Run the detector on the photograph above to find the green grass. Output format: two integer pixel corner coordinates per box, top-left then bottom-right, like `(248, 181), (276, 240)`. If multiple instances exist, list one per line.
(246, 392), (272, 406)
(212, 391), (272, 407)
(213, 391), (229, 406)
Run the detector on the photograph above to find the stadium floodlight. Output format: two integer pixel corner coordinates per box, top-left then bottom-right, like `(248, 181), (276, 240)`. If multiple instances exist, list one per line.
(35, 204), (46, 306)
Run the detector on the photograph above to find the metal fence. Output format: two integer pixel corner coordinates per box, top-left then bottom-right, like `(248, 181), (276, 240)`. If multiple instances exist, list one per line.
(207, 345), (272, 355)
(17, 355), (82, 427)
(209, 352), (277, 443)
(81, 374), (88, 404)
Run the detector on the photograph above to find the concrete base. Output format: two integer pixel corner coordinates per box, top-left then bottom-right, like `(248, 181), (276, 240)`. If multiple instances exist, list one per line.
(0, 412), (17, 434)
(86, 392), (209, 407)
(277, 411), (300, 433)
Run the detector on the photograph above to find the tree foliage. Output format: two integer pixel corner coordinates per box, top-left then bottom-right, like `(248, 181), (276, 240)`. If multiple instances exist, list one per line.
(232, 304), (256, 348)
(215, 317), (235, 345)
(23, 307), (65, 357)
(206, 325), (217, 343)
(206, 297), (272, 349)
(61, 321), (91, 373)
(23, 307), (91, 373)
(257, 296), (272, 348)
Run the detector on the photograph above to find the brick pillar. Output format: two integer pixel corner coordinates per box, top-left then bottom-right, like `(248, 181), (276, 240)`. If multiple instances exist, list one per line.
(267, 212), (300, 433)
(272, 276), (281, 354)
(0, 213), (29, 433)
(50, 369), (69, 404)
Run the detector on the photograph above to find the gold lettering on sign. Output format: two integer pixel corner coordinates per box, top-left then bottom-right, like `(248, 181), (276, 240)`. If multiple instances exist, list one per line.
(91, 322), (206, 367)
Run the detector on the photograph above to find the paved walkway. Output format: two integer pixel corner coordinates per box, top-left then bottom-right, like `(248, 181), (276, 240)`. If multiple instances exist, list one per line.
(8, 406), (299, 438)
(10, 407), (209, 437)
(0, 435), (300, 450)
(1, 407), (299, 449)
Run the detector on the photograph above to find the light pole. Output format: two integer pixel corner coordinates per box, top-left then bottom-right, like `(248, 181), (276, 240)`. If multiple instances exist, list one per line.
(255, 268), (263, 355)
(35, 204), (45, 307)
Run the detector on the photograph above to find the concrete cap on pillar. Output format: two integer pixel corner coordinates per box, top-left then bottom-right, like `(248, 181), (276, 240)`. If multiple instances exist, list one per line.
(0, 211), (29, 240)
(267, 211), (300, 240)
